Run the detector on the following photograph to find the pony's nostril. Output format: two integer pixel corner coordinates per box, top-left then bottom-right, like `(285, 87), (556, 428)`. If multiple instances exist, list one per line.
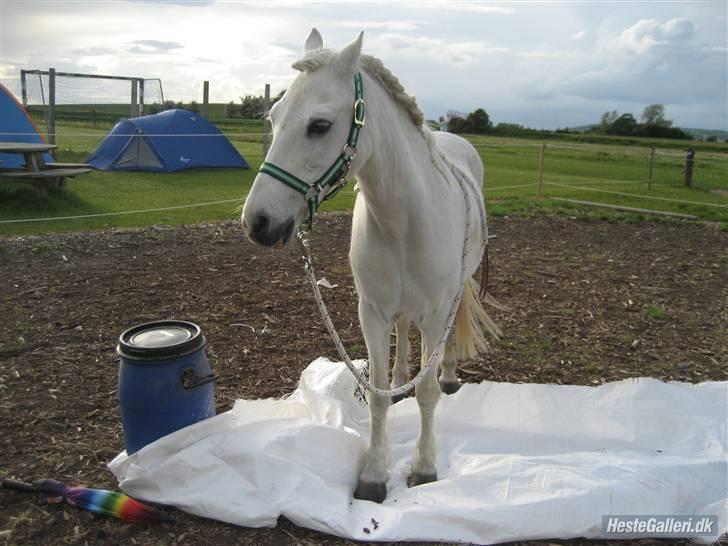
(252, 214), (269, 240)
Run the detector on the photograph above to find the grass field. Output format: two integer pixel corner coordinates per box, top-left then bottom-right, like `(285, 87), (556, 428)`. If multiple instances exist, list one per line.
(0, 115), (726, 236)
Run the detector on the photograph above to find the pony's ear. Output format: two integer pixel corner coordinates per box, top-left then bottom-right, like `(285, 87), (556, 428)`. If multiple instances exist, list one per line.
(333, 31), (363, 77)
(304, 28), (323, 54)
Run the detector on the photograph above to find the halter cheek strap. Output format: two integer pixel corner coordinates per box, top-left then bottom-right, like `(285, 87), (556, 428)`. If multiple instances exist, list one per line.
(258, 72), (365, 230)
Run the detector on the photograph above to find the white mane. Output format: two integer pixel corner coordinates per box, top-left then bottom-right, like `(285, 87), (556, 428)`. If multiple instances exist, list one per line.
(292, 50), (425, 128)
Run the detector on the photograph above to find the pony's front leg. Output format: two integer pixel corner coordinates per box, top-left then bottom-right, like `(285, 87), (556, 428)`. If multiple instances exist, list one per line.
(354, 300), (393, 503)
(408, 319), (445, 487)
(390, 315), (410, 404)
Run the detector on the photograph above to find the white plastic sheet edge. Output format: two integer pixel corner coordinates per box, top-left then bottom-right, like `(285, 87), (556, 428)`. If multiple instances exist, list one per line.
(110, 358), (727, 543)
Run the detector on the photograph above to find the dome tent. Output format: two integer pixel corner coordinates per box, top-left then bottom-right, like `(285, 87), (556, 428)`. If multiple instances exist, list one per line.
(87, 109), (249, 172)
(0, 83), (53, 169)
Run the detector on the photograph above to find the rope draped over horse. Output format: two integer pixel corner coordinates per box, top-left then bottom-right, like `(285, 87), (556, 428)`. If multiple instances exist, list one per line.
(242, 28), (500, 503)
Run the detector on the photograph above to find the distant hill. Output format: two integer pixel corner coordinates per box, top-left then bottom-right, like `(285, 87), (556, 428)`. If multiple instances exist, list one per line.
(682, 128), (728, 141)
(568, 124), (598, 133)
(567, 124), (727, 141)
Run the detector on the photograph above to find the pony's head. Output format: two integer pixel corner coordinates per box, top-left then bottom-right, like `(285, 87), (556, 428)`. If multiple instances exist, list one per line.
(242, 28), (366, 247)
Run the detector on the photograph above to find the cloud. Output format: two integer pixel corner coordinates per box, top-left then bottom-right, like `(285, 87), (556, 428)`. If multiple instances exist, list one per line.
(417, 3), (516, 15)
(571, 30), (586, 40)
(374, 33), (509, 66)
(333, 20), (418, 32)
(73, 47), (116, 57)
(558, 17), (722, 105)
(128, 40), (184, 54)
(127, 0), (215, 6)
(612, 17), (694, 55)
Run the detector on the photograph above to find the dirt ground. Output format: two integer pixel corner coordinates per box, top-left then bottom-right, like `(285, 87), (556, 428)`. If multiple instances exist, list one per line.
(0, 214), (726, 546)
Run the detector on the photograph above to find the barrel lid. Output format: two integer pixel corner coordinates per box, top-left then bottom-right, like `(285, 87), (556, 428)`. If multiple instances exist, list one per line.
(117, 320), (205, 361)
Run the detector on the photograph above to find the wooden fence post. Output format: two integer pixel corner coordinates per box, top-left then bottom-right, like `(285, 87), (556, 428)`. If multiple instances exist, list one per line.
(684, 149), (695, 187)
(48, 68), (56, 145)
(202, 80), (209, 119)
(537, 143), (546, 198)
(139, 79), (145, 116)
(647, 147), (655, 190)
(263, 83), (271, 158)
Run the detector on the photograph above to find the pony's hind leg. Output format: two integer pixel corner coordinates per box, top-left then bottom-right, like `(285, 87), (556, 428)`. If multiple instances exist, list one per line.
(391, 315), (411, 404)
(439, 336), (461, 394)
(408, 320), (444, 487)
(354, 300), (393, 503)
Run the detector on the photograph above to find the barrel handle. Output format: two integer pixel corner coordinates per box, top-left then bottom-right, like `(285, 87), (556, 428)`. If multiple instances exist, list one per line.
(181, 368), (217, 389)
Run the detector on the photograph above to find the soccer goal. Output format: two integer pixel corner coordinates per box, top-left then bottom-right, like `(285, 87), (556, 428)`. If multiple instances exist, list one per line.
(20, 68), (164, 143)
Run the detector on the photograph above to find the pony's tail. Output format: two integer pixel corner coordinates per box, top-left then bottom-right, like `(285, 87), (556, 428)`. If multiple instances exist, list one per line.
(452, 277), (502, 362)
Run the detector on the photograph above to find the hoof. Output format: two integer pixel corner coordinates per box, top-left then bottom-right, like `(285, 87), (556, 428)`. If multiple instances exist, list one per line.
(407, 471), (437, 488)
(391, 392), (407, 404)
(354, 480), (387, 503)
(439, 380), (461, 395)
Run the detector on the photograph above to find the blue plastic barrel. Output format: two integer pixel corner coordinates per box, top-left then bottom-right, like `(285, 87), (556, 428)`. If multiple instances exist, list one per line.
(117, 320), (216, 455)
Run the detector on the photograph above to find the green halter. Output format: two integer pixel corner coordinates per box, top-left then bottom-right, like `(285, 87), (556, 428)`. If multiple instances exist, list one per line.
(258, 72), (365, 230)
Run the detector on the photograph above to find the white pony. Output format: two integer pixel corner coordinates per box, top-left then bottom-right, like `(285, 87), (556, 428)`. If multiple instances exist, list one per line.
(242, 29), (499, 503)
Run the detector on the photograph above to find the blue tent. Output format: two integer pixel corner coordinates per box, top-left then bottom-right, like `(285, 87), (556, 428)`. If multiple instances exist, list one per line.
(87, 109), (249, 172)
(0, 83), (53, 169)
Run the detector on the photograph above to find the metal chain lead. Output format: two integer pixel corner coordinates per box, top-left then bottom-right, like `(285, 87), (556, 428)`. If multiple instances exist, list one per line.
(297, 154), (486, 398)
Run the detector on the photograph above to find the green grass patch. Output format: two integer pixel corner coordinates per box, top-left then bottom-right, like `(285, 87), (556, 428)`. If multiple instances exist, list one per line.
(1, 119), (726, 236)
(643, 306), (668, 320)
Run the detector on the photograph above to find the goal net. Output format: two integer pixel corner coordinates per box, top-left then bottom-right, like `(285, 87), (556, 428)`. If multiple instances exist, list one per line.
(21, 70), (164, 128)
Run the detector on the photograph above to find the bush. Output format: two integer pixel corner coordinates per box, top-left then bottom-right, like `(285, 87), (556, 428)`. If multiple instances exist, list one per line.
(225, 101), (239, 118)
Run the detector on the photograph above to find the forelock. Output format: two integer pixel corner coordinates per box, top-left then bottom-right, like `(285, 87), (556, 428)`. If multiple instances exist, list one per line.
(291, 50), (424, 128)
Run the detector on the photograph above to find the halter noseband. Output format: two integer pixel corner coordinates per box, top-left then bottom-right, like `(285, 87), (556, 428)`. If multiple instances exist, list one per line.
(258, 72), (365, 230)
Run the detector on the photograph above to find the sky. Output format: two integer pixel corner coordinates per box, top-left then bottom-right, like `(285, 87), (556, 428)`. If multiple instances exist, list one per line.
(1, 0), (726, 130)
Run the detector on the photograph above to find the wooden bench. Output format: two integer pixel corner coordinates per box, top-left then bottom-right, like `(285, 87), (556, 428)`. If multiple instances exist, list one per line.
(0, 142), (91, 190)
(46, 162), (91, 169)
(0, 167), (90, 189)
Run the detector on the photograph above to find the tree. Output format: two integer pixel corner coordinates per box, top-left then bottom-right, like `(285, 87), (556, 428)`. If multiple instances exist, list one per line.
(466, 108), (492, 134)
(447, 116), (472, 134)
(600, 110), (619, 132)
(641, 104), (672, 128)
(607, 113), (638, 136)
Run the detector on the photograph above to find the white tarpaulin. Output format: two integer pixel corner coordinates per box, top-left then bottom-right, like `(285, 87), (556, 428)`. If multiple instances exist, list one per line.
(109, 358), (727, 543)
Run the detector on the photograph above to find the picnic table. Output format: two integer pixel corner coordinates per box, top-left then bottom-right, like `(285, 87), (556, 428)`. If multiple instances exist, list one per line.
(0, 142), (91, 189)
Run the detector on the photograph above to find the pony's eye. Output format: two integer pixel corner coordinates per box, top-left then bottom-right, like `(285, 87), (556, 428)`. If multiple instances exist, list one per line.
(307, 119), (332, 136)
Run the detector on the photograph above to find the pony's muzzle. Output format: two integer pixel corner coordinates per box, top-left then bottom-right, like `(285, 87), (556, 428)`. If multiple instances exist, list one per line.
(247, 213), (295, 248)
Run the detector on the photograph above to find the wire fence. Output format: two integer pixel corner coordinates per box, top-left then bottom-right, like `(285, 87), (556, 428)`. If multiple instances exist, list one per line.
(1, 118), (726, 225)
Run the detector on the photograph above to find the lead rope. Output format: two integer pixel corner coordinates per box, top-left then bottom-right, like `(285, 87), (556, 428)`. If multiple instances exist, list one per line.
(435, 152), (490, 299)
(297, 157), (484, 398)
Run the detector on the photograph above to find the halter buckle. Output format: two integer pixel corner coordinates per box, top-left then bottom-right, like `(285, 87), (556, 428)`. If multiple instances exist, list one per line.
(353, 98), (366, 127)
(342, 143), (357, 161)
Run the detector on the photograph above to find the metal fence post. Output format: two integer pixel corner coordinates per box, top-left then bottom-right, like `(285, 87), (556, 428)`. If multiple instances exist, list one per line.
(647, 147), (655, 190)
(537, 143), (546, 198)
(48, 68), (56, 145)
(263, 83), (271, 158)
(20, 70), (28, 107)
(130, 79), (138, 117)
(139, 79), (145, 116)
(202, 80), (209, 119)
